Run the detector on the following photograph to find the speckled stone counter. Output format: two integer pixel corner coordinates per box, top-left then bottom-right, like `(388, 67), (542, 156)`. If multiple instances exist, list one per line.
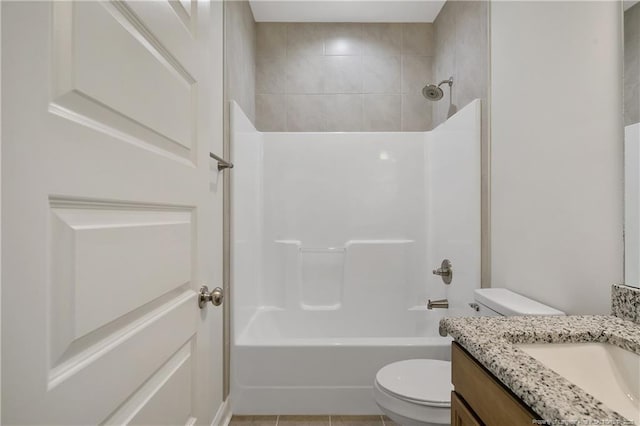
(439, 315), (640, 423)
(612, 284), (640, 324)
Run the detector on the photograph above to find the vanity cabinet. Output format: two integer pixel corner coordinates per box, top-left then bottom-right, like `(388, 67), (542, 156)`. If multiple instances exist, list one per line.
(451, 342), (541, 426)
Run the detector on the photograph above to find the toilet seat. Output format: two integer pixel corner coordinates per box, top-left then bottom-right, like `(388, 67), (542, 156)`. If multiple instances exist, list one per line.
(375, 359), (452, 407)
(374, 359), (452, 426)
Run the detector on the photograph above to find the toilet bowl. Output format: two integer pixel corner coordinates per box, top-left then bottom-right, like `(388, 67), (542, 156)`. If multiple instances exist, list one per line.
(374, 359), (451, 426)
(373, 288), (565, 425)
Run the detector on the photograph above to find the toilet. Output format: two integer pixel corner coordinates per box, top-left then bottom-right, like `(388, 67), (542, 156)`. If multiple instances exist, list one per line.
(373, 288), (565, 426)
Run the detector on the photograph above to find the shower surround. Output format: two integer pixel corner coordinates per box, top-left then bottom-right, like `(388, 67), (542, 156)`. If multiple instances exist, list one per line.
(230, 100), (481, 414)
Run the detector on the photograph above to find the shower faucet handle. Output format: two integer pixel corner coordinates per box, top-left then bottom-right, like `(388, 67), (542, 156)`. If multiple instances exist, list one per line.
(432, 259), (453, 285)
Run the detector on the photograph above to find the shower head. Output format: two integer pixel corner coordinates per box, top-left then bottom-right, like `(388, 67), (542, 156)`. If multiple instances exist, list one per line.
(422, 84), (444, 101)
(422, 77), (453, 101)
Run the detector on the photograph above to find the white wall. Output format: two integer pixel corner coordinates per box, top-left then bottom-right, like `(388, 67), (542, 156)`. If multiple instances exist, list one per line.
(490, 1), (624, 315)
(625, 123), (640, 288)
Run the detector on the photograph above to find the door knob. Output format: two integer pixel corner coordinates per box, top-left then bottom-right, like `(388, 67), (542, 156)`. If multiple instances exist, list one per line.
(198, 285), (224, 308)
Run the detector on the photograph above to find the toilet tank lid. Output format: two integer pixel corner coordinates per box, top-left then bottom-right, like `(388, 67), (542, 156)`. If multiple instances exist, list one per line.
(474, 288), (565, 316)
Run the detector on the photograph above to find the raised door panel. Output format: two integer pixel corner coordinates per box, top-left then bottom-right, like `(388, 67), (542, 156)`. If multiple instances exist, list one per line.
(45, 292), (197, 424)
(48, 200), (195, 369)
(103, 343), (193, 425)
(51, 1), (198, 163)
(51, 203), (192, 336)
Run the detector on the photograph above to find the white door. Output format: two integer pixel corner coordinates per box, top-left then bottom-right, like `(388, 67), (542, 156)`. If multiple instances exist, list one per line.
(1, 1), (225, 424)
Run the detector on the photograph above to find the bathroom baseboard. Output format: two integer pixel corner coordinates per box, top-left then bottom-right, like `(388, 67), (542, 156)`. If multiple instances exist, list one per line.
(211, 399), (232, 426)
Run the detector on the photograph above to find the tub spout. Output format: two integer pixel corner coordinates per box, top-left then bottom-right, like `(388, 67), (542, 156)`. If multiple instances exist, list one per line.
(427, 298), (449, 310)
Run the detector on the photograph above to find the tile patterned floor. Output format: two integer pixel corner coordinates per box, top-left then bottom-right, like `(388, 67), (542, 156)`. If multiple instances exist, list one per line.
(229, 415), (399, 426)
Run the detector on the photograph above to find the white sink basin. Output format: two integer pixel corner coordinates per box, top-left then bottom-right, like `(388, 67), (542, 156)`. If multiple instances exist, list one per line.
(516, 342), (640, 423)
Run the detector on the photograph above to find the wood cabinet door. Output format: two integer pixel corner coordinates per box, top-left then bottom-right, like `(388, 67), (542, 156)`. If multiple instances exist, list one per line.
(452, 391), (484, 426)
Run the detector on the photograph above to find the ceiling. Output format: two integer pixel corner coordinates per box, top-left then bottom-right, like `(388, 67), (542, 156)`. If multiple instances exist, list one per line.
(248, 0), (447, 23)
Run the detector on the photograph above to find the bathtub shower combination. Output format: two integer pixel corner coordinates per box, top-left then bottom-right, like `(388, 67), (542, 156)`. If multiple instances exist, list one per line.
(230, 100), (482, 414)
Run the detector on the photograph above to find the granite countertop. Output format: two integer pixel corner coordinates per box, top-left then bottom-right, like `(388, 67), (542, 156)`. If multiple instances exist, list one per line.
(439, 314), (640, 424)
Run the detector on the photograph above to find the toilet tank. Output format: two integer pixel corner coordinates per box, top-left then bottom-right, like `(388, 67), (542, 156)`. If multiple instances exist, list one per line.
(474, 288), (565, 316)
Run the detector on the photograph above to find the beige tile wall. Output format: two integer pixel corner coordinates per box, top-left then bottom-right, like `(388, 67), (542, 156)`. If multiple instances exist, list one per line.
(432, 0), (488, 127)
(255, 23), (435, 131)
(225, 0), (256, 123)
(625, 2), (640, 126)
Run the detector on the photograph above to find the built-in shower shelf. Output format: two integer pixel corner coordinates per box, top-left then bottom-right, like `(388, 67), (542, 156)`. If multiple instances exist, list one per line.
(272, 239), (417, 311)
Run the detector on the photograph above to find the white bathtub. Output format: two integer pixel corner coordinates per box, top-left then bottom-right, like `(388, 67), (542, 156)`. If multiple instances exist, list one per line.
(231, 308), (456, 415)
